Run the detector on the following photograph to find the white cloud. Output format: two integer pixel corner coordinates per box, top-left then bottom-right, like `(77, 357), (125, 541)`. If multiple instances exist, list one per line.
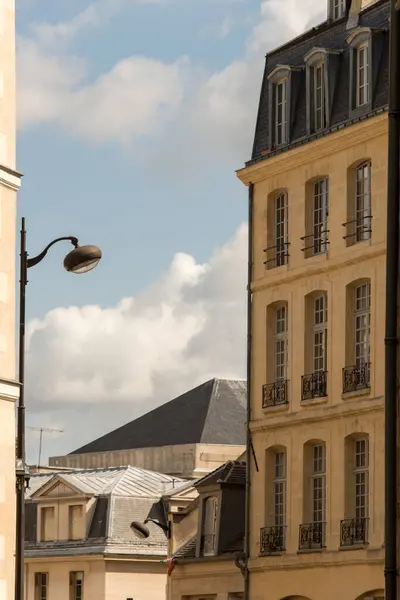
(25, 225), (247, 460)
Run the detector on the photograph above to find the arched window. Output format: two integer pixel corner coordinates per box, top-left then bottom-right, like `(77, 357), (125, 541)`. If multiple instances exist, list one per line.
(341, 434), (369, 547)
(262, 447), (287, 555)
(201, 496), (218, 556)
(300, 441), (326, 549)
(265, 190), (289, 270)
(343, 160), (372, 245)
(302, 292), (328, 401)
(264, 302), (289, 407)
(343, 279), (371, 394)
(302, 177), (329, 257)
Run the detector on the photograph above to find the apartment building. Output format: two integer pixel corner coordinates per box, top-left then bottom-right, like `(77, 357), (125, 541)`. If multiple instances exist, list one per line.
(0, 0), (22, 597)
(237, 1), (388, 599)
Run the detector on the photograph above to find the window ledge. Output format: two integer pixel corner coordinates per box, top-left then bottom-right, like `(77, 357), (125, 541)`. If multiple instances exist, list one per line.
(262, 403), (290, 414)
(301, 396), (328, 407)
(304, 251), (329, 263)
(342, 387), (371, 401)
(338, 543), (368, 551)
(297, 547), (325, 554)
(259, 551), (285, 558)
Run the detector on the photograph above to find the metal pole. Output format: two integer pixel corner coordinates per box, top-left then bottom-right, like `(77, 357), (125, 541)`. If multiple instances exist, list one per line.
(244, 183), (254, 600)
(38, 429), (43, 468)
(15, 217), (27, 600)
(384, 1), (400, 599)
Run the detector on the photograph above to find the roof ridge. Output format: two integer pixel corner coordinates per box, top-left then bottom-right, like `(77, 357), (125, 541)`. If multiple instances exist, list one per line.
(199, 378), (219, 444)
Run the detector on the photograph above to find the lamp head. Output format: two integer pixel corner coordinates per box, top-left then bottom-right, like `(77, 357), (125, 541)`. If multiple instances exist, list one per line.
(63, 244), (102, 274)
(130, 521), (150, 539)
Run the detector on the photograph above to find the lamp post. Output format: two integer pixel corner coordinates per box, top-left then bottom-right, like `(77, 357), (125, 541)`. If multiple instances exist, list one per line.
(15, 217), (102, 600)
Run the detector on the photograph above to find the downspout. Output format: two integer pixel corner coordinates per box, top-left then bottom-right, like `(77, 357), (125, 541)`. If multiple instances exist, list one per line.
(244, 182), (254, 600)
(384, 2), (400, 599)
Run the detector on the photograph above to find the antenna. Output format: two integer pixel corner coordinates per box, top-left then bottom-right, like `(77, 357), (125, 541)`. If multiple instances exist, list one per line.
(26, 426), (64, 467)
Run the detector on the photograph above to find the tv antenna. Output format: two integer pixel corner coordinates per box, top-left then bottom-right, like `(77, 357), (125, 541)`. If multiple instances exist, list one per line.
(26, 426), (64, 467)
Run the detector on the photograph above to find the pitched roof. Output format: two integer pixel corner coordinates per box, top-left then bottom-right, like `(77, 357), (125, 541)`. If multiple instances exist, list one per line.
(173, 531), (244, 560)
(25, 466), (185, 559)
(70, 378), (247, 454)
(195, 460), (246, 488)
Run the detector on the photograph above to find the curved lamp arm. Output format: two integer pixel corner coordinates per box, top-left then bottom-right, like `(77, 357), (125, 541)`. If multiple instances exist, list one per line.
(26, 236), (79, 269)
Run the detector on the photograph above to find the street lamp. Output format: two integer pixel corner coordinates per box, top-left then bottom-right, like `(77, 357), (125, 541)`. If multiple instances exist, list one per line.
(15, 217), (102, 600)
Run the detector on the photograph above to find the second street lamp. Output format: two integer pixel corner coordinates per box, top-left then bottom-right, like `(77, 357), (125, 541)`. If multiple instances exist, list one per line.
(15, 217), (102, 600)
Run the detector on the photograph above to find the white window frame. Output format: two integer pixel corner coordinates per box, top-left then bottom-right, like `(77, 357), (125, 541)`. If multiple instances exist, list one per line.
(275, 79), (288, 146)
(354, 437), (369, 520)
(332, 0), (345, 20)
(313, 294), (328, 374)
(70, 572), (84, 600)
(275, 305), (288, 383)
(314, 63), (326, 131)
(312, 178), (329, 254)
(355, 161), (372, 242)
(356, 43), (370, 107)
(311, 444), (326, 525)
(354, 281), (371, 373)
(275, 191), (288, 267)
(202, 496), (218, 556)
(274, 452), (286, 528)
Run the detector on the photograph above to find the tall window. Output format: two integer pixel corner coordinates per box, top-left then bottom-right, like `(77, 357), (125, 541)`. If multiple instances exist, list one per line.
(275, 192), (288, 267)
(312, 444), (326, 525)
(332, 0), (345, 20)
(40, 507), (55, 542)
(275, 305), (288, 382)
(314, 64), (326, 131)
(355, 282), (371, 372)
(34, 573), (48, 600)
(313, 178), (329, 254)
(275, 80), (287, 145)
(70, 572), (84, 600)
(354, 437), (369, 521)
(202, 497), (218, 556)
(274, 452), (286, 529)
(355, 161), (372, 241)
(313, 294), (327, 374)
(356, 44), (369, 107)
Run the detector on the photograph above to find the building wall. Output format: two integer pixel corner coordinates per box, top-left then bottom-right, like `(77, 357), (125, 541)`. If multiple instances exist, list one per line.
(105, 560), (167, 600)
(50, 444), (245, 479)
(238, 114), (387, 599)
(169, 560), (243, 600)
(0, 0), (21, 598)
(25, 557), (105, 600)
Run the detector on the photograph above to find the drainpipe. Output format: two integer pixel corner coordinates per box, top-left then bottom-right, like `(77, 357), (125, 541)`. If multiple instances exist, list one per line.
(384, 2), (400, 599)
(244, 182), (254, 600)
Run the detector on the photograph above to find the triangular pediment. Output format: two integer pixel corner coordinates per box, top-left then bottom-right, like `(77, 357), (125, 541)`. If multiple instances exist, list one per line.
(31, 475), (90, 500)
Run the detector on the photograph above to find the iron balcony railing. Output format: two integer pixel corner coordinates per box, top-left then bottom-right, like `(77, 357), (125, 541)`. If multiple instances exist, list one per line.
(300, 230), (329, 257)
(260, 525), (286, 555)
(263, 242), (290, 269)
(262, 381), (289, 408)
(342, 362), (370, 394)
(342, 214), (372, 244)
(340, 517), (368, 547)
(298, 522), (325, 550)
(301, 371), (327, 401)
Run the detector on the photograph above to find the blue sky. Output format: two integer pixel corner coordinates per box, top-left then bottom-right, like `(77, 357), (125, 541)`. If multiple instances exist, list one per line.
(16, 0), (325, 462)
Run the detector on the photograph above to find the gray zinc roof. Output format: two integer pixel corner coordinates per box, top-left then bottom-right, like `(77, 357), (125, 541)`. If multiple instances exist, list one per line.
(70, 378), (247, 455)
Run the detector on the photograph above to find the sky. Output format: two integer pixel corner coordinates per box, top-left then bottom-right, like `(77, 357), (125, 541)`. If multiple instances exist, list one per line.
(17, 0), (326, 463)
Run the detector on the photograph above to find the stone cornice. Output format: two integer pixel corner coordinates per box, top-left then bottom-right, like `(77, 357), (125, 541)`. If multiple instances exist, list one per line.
(0, 377), (20, 402)
(237, 113), (387, 186)
(0, 163), (22, 191)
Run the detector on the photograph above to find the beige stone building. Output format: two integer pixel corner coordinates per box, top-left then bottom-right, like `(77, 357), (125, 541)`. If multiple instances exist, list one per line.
(0, 0), (22, 597)
(24, 465), (183, 600)
(237, 0), (388, 599)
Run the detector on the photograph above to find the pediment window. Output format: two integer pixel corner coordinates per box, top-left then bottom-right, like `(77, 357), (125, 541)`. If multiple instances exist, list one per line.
(267, 65), (303, 149)
(304, 48), (341, 134)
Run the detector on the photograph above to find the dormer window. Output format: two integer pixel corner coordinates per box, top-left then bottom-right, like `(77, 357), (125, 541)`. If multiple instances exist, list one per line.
(267, 65), (302, 149)
(201, 496), (218, 556)
(332, 0), (345, 20)
(346, 27), (385, 115)
(304, 48), (341, 135)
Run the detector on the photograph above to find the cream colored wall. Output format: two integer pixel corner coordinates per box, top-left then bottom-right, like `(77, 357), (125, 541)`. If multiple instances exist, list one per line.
(169, 560), (243, 600)
(0, 0), (21, 598)
(25, 557), (105, 600)
(104, 559), (167, 600)
(50, 444), (245, 479)
(238, 115), (388, 599)
(36, 497), (88, 541)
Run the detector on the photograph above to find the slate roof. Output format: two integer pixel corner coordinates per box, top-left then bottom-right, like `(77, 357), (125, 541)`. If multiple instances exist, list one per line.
(173, 531), (244, 560)
(70, 378), (247, 454)
(194, 460), (246, 488)
(250, 0), (389, 165)
(25, 466), (184, 559)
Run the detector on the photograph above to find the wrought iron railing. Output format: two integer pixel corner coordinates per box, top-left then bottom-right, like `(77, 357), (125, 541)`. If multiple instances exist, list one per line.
(300, 230), (329, 257)
(298, 522), (325, 550)
(340, 518), (368, 547)
(262, 381), (289, 408)
(342, 363), (370, 394)
(260, 525), (286, 555)
(301, 371), (327, 400)
(342, 214), (372, 244)
(263, 242), (290, 269)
